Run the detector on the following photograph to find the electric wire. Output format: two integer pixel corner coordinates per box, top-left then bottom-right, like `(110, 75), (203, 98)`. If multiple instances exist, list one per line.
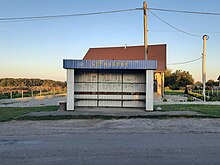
(149, 30), (220, 34)
(149, 32), (201, 55)
(0, 8), (142, 22)
(148, 7), (220, 16)
(0, 6), (207, 67)
(148, 10), (201, 37)
(167, 56), (202, 65)
(1, 6), (219, 23)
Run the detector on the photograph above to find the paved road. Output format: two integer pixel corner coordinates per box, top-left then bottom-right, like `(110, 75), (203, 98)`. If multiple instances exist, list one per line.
(1, 119), (220, 165)
(0, 133), (220, 165)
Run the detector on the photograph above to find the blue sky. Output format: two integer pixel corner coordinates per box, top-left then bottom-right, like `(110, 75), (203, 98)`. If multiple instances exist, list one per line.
(0, 0), (219, 81)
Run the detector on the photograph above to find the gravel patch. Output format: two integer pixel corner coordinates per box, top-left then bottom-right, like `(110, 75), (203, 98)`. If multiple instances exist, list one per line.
(1, 119), (220, 136)
(0, 95), (66, 107)
(0, 94), (219, 107)
(26, 107), (201, 117)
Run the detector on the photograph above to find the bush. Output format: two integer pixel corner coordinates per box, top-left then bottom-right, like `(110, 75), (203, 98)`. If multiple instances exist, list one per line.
(188, 91), (203, 100)
(163, 98), (168, 102)
(211, 97), (219, 101)
(188, 91), (220, 101)
(187, 96), (194, 102)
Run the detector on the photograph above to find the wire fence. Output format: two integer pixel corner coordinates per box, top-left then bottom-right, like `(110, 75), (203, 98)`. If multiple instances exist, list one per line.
(192, 89), (220, 96)
(191, 89), (220, 101)
(0, 89), (66, 100)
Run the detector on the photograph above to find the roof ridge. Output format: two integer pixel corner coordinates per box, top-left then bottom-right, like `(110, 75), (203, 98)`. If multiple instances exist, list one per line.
(89, 44), (166, 49)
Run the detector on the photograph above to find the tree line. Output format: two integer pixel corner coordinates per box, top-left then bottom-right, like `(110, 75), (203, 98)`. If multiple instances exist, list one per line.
(165, 69), (219, 90)
(0, 78), (66, 94)
(0, 78), (66, 88)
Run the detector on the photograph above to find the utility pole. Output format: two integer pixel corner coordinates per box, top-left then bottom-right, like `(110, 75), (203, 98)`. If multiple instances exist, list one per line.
(202, 35), (208, 101)
(143, 1), (148, 60)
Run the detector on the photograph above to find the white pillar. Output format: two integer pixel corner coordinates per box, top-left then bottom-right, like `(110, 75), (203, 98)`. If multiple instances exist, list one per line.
(67, 69), (74, 110)
(146, 70), (154, 111)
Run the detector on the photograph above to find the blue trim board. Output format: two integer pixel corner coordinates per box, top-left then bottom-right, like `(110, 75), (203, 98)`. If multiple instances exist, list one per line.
(63, 60), (157, 70)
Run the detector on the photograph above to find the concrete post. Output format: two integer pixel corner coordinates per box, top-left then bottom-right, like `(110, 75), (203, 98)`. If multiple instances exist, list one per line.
(143, 1), (148, 60)
(202, 35), (208, 101)
(146, 70), (154, 111)
(67, 69), (75, 110)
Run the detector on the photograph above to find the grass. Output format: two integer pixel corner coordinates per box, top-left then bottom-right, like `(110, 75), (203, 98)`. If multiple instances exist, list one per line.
(0, 106), (58, 122)
(156, 104), (220, 117)
(0, 104), (220, 122)
(164, 90), (185, 95)
(0, 94), (9, 99)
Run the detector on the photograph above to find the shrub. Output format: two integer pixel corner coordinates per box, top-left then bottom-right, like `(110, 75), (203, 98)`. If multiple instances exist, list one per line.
(163, 98), (168, 102)
(187, 96), (194, 102)
(211, 97), (219, 101)
(188, 91), (203, 100)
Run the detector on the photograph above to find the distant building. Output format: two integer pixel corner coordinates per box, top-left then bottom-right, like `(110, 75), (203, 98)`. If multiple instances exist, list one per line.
(83, 44), (167, 97)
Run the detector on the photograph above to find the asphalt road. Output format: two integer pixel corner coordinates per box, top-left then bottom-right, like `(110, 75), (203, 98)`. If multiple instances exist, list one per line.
(1, 133), (220, 165)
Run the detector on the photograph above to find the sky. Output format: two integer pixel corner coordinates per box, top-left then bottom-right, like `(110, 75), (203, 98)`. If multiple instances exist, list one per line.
(0, 0), (219, 82)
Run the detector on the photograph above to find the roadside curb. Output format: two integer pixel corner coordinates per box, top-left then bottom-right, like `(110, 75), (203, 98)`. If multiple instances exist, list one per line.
(20, 112), (219, 121)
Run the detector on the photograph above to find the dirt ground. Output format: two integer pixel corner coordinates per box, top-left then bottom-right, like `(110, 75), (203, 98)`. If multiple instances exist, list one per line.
(1, 118), (220, 136)
(0, 95), (66, 107)
(0, 95), (219, 107)
(1, 118), (220, 165)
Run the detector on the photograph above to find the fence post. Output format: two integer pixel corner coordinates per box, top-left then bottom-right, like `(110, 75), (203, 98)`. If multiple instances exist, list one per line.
(40, 90), (41, 96)
(31, 91), (33, 97)
(10, 92), (12, 99)
(21, 91), (23, 98)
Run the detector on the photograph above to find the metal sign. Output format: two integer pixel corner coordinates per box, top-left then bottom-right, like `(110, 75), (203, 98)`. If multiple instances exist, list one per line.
(63, 60), (157, 70)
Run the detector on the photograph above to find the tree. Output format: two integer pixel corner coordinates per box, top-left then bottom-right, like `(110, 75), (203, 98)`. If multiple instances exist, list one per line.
(206, 79), (219, 87)
(164, 69), (174, 88)
(164, 69), (194, 89)
(195, 81), (202, 89)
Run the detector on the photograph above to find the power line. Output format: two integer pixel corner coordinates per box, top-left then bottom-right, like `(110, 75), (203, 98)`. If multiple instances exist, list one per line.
(150, 29), (220, 34)
(167, 56), (202, 65)
(0, 8), (142, 22)
(1, 6), (220, 23)
(148, 10), (201, 37)
(149, 32), (201, 55)
(148, 7), (220, 16)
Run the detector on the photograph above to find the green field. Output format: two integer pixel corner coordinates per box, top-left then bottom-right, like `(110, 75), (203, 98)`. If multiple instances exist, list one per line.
(0, 104), (220, 122)
(0, 106), (58, 122)
(157, 104), (220, 117)
(164, 90), (185, 95)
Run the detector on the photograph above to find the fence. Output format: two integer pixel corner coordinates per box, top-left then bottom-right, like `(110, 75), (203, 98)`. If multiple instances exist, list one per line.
(192, 89), (220, 97)
(0, 89), (66, 99)
(192, 89), (220, 101)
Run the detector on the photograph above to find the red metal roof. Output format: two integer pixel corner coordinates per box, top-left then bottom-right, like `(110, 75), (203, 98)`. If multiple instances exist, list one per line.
(83, 44), (166, 71)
